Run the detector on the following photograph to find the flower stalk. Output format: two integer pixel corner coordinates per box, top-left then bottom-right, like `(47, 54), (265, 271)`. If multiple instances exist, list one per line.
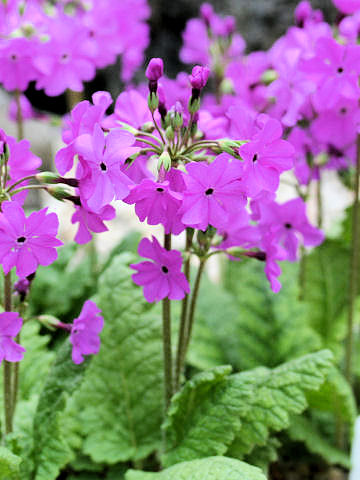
(3, 272), (13, 435)
(162, 233), (173, 410)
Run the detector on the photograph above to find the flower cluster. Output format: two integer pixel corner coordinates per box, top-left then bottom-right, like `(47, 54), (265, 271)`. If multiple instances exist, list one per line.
(0, 0), (150, 96)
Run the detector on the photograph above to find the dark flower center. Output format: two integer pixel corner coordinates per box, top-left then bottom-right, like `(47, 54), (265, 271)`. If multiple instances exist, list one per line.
(156, 187), (164, 192)
(62, 53), (69, 60)
(340, 107), (347, 115)
(161, 265), (169, 274)
(10, 54), (17, 61)
(100, 162), (107, 171)
(17, 236), (26, 243)
(337, 66), (344, 74)
(328, 144), (343, 157)
(205, 188), (214, 196)
(252, 154), (258, 162)
(284, 223), (292, 229)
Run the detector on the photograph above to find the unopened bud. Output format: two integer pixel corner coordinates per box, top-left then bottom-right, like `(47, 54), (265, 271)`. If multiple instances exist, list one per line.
(261, 69), (278, 85)
(46, 185), (74, 202)
(140, 122), (155, 133)
(165, 126), (175, 142)
(157, 150), (171, 172)
(220, 78), (234, 95)
(37, 172), (79, 187)
(188, 97), (201, 115)
(148, 92), (159, 113)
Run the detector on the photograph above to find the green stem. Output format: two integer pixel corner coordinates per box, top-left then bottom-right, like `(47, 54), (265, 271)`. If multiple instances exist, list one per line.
(175, 229), (194, 390)
(345, 134), (360, 384)
(298, 246), (306, 302)
(15, 89), (24, 140)
(162, 233), (173, 411)
(135, 136), (162, 152)
(6, 175), (37, 192)
(10, 184), (48, 197)
(316, 175), (323, 229)
(184, 259), (206, 354)
(3, 272), (13, 435)
(151, 111), (166, 144)
(182, 141), (218, 156)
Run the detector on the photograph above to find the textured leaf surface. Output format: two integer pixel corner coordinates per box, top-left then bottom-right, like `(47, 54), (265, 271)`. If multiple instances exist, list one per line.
(32, 341), (89, 480)
(74, 253), (164, 464)
(223, 261), (321, 370)
(163, 350), (333, 467)
(0, 447), (21, 479)
(126, 456), (266, 480)
(303, 240), (349, 355)
(288, 416), (350, 468)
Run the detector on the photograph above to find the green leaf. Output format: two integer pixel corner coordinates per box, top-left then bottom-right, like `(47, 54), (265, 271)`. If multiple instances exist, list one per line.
(0, 447), (21, 479)
(74, 253), (163, 464)
(288, 416), (351, 468)
(222, 260), (321, 370)
(29, 244), (96, 321)
(125, 456), (266, 480)
(306, 366), (357, 425)
(163, 350), (333, 467)
(227, 350), (333, 459)
(32, 341), (89, 480)
(303, 240), (349, 355)
(244, 438), (280, 472)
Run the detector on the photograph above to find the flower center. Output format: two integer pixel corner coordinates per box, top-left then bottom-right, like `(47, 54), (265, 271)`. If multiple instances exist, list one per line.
(252, 154), (258, 162)
(156, 187), (164, 192)
(17, 236), (26, 243)
(161, 265), (169, 274)
(284, 223), (292, 229)
(340, 107), (347, 115)
(10, 54), (17, 61)
(337, 66), (344, 74)
(100, 162), (107, 171)
(205, 188), (214, 196)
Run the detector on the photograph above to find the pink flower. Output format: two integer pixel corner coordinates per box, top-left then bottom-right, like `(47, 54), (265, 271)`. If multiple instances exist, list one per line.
(70, 300), (104, 365)
(0, 37), (38, 92)
(123, 179), (184, 234)
(258, 198), (324, 261)
(333, 0), (360, 14)
(0, 201), (62, 278)
(262, 234), (286, 293)
(71, 202), (116, 244)
(180, 154), (246, 231)
(75, 124), (139, 212)
(239, 117), (295, 196)
(131, 236), (190, 303)
(189, 65), (210, 90)
(0, 312), (25, 364)
(145, 58), (164, 81)
(103, 90), (152, 130)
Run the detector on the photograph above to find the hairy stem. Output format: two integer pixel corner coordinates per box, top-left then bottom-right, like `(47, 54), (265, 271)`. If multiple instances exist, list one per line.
(15, 89), (24, 140)
(184, 259), (206, 354)
(316, 175), (323, 229)
(345, 134), (360, 383)
(175, 229), (194, 390)
(3, 272), (13, 435)
(162, 233), (173, 411)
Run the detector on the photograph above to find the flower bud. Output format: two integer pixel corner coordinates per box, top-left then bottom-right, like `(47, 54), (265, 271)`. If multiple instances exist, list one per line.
(200, 3), (214, 25)
(294, 1), (312, 27)
(189, 65), (210, 90)
(165, 126), (175, 142)
(146, 58), (164, 94)
(224, 16), (236, 35)
(46, 185), (74, 202)
(157, 150), (171, 172)
(148, 92), (159, 113)
(188, 97), (201, 115)
(36, 171), (79, 187)
(145, 58), (164, 82)
(261, 69), (278, 85)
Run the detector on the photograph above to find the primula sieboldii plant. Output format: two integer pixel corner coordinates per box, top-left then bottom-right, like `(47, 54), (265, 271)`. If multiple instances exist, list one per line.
(0, 1), (359, 476)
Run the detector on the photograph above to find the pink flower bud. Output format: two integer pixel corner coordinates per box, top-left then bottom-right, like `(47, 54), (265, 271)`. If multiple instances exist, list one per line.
(224, 16), (236, 35)
(200, 3), (214, 24)
(294, 1), (312, 26)
(189, 65), (210, 90)
(145, 58), (164, 82)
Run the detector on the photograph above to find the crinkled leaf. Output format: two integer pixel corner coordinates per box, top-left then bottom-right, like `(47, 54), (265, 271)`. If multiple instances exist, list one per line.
(303, 240), (349, 356)
(126, 456), (266, 480)
(74, 253), (163, 464)
(0, 447), (21, 479)
(163, 350), (333, 467)
(222, 260), (321, 370)
(288, 416), (351, 468)
(32, 341), (89, 480)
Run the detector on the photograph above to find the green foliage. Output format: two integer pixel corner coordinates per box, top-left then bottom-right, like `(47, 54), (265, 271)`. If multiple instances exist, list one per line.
(125, 456), (266, 480)
(244, 438), (280, 472)
(220, 260), (321, 370)
(29, 244), (96, 320)
(31, 341), (89, 480)
(288, 416), (351, 468)
(163, 350), (333, 467)
(74, 253), (164, 464)
(303, 240), (350, 355)
(0, 447), (21, 479)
